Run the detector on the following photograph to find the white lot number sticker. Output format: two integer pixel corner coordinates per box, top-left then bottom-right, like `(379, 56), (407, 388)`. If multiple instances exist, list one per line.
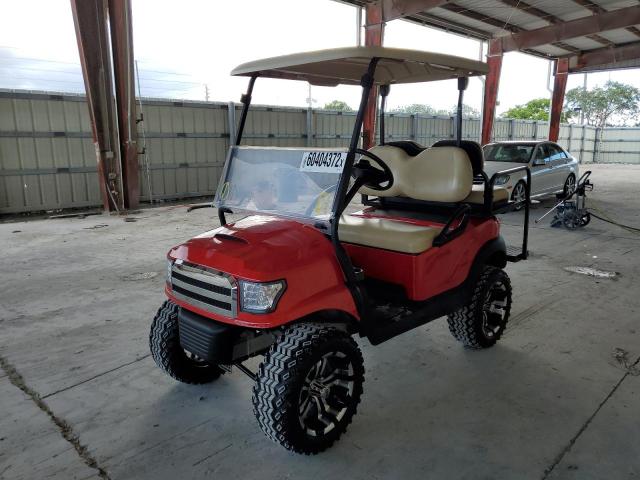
(300, 151), (347, 173)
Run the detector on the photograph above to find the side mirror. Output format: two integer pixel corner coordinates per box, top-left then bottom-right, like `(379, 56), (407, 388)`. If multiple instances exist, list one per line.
(533, 158), (546, 166)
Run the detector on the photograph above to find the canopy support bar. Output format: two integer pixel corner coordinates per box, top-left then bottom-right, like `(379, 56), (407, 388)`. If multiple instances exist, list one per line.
(235, 75), (257, 146)
(379, 85), (390, 145)
(456, 77), (468, 146)
(330, 58), (380, 318)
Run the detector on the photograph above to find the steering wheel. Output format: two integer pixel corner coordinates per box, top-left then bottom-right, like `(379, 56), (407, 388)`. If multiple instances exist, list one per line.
(352, 148), (394, 191)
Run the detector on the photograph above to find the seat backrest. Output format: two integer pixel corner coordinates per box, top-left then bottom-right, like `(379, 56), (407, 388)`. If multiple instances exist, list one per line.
(360, 145), (473, 203)
(432, 140), (484, 176)
(386, 141), (427, 157)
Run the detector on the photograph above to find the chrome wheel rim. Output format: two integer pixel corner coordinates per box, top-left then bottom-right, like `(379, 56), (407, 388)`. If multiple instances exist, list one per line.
(566, 175), (576, 194)
(512, 183), (526, 207)
(482, 282), (509, 338)
(298, 351), (355, 437)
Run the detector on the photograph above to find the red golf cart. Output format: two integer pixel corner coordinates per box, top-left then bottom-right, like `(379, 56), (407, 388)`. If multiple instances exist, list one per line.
(149, 47), (531, 454)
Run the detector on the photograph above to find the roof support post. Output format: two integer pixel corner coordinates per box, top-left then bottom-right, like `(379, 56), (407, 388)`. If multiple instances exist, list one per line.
(71, 0), (138, 211)
(70, 0), (122, 212)
(481, 39), (502, 145)
(108, 0), (139, 209)
(363, 3), (384, 149)
(549, 58), (569, 143)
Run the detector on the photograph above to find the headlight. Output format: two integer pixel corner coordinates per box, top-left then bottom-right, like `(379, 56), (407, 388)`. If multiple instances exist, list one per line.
(494, 174), (510, 185)
(239, 280), (286, 313)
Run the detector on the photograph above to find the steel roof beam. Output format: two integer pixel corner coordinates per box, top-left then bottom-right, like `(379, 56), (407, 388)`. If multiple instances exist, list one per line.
(572, 0), (640, 40)
(499, 0), (613, 47)
(499, 5), (640, 52)
(568, 41), (640, 72)
(439, 3), (579, 53)
(364, 0), (454, 24)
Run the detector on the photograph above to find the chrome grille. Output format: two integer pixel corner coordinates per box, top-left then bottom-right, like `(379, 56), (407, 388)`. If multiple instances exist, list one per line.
(170, 260), (237, 318)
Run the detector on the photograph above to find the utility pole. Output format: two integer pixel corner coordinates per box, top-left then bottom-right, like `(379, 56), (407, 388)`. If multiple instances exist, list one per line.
(356, 7), (362, 46)
(580, 73), (587, 125)
(204, 84), (210, 102)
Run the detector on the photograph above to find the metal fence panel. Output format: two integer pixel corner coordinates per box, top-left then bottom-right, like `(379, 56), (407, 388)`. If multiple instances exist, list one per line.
(1, 89), (639, 214)
(599, 128), (640, 164)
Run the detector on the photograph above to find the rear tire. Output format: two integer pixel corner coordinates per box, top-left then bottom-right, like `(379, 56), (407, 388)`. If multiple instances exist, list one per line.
(149, 300), (223, 384)
(563, 174), (576, 196)
(253, 323), (364, 454)
(447, 266), (512, 349)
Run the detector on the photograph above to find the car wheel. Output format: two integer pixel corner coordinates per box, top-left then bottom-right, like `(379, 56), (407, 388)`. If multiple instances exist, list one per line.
(511, 181), (527, 211)
(253, 323), (364, 454)
(563, 174), (576, 196)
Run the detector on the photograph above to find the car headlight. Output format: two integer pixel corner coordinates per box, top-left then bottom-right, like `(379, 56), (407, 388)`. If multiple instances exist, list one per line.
(239, 280), (286, 313)
(494, 174), (510, 185)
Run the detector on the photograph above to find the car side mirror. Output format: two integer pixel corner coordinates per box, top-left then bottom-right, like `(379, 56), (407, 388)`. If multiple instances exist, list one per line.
(533, 158), (545, 166)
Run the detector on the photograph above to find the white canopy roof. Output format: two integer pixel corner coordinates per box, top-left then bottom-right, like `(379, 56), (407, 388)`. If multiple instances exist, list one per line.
(231, 46), (488, 86)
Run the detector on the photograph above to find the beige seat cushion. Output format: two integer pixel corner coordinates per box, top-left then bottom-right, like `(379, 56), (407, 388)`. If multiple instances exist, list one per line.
(339, 215), (442, 254)
(360, 145), (473, 203)
(464, 184), (510, 204)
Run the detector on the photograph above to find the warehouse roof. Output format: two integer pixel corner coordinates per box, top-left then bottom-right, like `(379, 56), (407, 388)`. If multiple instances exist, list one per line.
(339, 0), (640, 72)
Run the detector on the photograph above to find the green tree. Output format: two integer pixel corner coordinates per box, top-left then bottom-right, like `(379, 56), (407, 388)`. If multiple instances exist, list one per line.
(323, 100), (353, 112)
(565, 81), (640, 127)
(450, 104), (480, 117)
(501, 98), (569, 122)
(391, 104), (449, 115)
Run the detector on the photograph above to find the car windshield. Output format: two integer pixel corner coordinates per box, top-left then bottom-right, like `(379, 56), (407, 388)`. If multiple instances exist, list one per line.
(215, 146), (346, 226)
(483, 144), (534, 163)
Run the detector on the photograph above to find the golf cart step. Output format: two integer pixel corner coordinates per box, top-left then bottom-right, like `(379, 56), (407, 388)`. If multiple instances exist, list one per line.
(506, 245), (526, 262)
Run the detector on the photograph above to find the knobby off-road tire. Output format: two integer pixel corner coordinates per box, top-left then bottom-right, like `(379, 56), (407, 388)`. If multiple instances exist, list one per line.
(149, 300), (223, 384)
(447, 266), (512, 349)
(253, 323), (364, 454)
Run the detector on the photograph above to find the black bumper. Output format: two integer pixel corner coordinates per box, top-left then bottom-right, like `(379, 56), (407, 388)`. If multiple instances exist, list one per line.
(178, 307), (240, 364)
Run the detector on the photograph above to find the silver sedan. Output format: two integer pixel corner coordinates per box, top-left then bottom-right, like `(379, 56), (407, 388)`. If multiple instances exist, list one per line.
(482, 141), (579, 207)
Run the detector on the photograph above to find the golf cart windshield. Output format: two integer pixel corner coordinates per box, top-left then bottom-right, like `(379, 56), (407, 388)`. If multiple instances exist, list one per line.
(215, 146), (346, 226)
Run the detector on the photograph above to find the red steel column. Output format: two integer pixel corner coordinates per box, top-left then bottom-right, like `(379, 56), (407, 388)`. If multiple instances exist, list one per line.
(363, 4), (384, 149)
(549, 58), (569, 143)
(108, 0), (139, 209)
(70, 0), (122, 211)
(481, 39), (503, 145)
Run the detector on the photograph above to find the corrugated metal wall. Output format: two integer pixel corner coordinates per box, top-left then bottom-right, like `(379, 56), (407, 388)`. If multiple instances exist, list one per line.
(1, 89), (638, 214)
(597, 127), (640, 164)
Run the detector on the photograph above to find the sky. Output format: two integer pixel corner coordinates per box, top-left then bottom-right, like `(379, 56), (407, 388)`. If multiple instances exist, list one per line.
(1, 0), (640, 115)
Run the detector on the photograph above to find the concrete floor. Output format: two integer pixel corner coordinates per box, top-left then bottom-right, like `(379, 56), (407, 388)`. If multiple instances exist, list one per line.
(1, 163), (639, 480)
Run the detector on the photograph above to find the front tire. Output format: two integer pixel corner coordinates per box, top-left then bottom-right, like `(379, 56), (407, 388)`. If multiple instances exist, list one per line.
(511, 181), (527, 211)
(149, 300), (223, 384)
(447, 266), (512, 349)
(253, 323), (364, 454)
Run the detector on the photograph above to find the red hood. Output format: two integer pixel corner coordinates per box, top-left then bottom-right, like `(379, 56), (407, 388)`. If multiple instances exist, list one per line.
(169, 215), (333, 281)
